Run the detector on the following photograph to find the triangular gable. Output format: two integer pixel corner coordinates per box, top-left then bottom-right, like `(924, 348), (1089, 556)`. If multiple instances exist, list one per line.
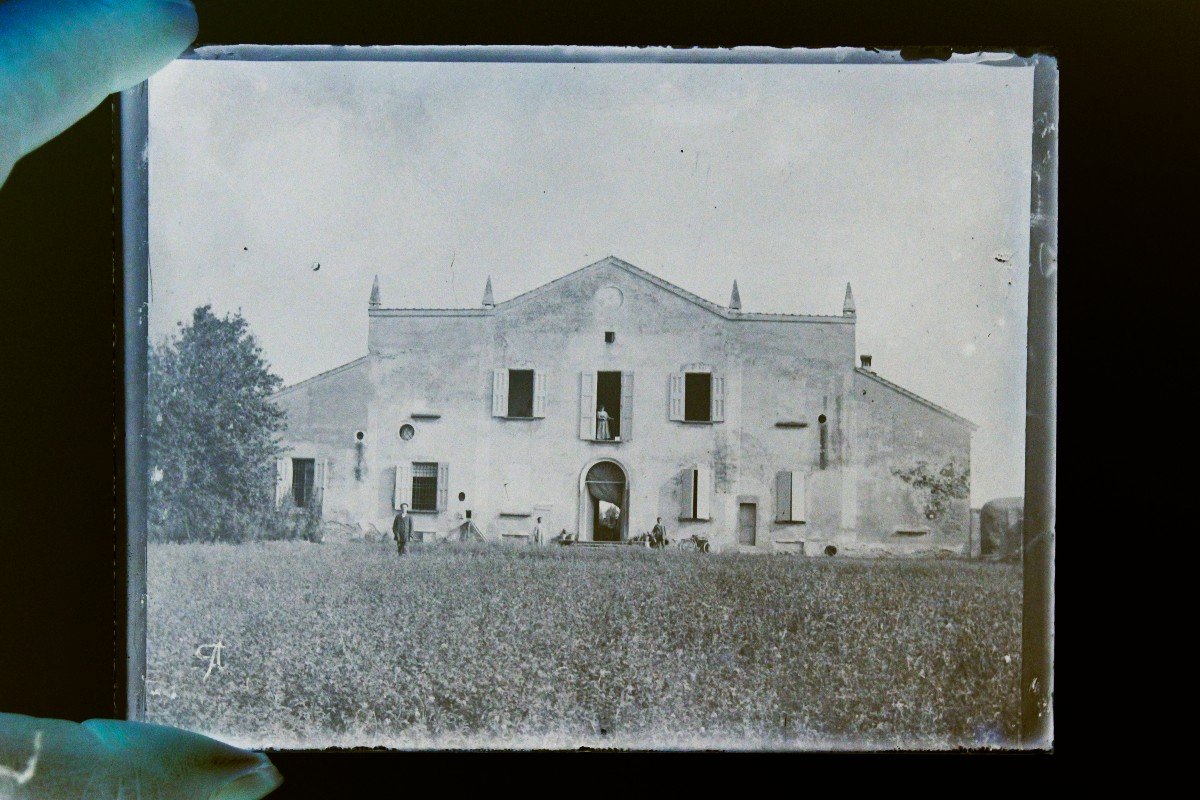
(497, 256), (729, 319)
(372, 255), (852, 323)
(855, 367), (978, 430)
(273, 355), (369, 398)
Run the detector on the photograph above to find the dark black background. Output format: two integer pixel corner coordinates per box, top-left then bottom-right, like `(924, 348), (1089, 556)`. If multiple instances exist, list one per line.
(1, 0), (1189, 787)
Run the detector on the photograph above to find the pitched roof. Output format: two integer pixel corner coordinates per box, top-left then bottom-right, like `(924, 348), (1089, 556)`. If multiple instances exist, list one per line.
(372, 256), (854, 324)
(274, 355), (368, 397)
(855, 367), (978, 430)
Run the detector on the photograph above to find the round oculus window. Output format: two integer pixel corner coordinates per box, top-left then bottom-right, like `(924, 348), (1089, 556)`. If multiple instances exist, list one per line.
(595, 285), (624, 310)
(399, 424), (415, 440)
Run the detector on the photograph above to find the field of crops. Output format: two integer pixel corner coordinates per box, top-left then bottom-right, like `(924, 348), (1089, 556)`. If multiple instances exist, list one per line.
(146, 541), (1021, 750)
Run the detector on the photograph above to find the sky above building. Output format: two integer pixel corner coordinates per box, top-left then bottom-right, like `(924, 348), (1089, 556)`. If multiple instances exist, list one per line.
(147, 55), (1034, 504)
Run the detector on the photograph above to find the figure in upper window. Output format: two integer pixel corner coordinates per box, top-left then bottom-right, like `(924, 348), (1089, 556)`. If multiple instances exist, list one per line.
(596, 405), (611, 440)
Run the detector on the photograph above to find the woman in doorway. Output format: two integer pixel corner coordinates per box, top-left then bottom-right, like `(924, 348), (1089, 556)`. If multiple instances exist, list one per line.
(596, 405), (611, 440)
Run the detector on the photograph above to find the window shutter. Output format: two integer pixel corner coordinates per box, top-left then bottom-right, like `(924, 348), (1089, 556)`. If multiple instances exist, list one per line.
(492, 369), (509, 417)
(315, 459), (329, 508)
(275, 458), (292, 507)
(579, 371), (597, 440)
(532, 369), (547, 418)
(394, 462), (412, 510)
(620, 371), (634, 441)
(436, 462), (450, 510)
(791, 471), (807, 523)
(711, 374), (726, 422)
(681, 467), (695, 519)
(694, 466), (712, 520)
(669, 373), (685, 421)
(502, 463), (531, 515)
(776, 470), (793, 522)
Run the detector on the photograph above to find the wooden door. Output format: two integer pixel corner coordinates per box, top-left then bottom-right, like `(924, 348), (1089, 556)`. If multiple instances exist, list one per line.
(737, 502), (756, 545)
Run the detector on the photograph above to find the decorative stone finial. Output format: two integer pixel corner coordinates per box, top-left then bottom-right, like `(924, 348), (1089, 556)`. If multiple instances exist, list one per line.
(369, 275), (381, 308)
(482, 275), (495, 308)
(843, 282), (856, 316)
(729, 280), (742, 311)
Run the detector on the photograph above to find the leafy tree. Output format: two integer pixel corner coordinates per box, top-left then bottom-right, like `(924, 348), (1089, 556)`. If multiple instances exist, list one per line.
(148, 306), (287, 542)
(891, 459), (970, 522)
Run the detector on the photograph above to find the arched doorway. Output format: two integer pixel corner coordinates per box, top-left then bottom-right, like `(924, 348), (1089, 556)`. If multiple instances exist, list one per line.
(579, 459), (629, 542)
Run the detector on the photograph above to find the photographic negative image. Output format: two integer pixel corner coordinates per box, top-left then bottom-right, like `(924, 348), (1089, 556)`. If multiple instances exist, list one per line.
(128, 48), (1054, 750)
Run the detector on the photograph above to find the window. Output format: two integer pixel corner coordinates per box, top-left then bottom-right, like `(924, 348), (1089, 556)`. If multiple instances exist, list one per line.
(493, 368), (546, 418)
(669, 367), (725, 423)
(596, 371), (622, 439)
(395, 461), (449, 512)
(411, 462), (439, 511)
(680, 466), (712, 520)
(818, 414), (828, 469)
(579, 371), (634, 441)
(507, 369), (535, 417)
(605, 331), (615, 343)
(685, 373), (712, 421)
(292, 458), (315, 507)
(775, 470), (807, 523)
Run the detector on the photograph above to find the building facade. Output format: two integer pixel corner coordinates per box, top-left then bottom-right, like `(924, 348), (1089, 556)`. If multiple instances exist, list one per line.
(273, 256), (975, 554)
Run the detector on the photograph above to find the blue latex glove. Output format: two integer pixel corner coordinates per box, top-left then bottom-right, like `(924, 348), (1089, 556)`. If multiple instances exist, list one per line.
(1, 713), (282, 799)
(0, 0), (198, 185)
(1, 3), (280, 797)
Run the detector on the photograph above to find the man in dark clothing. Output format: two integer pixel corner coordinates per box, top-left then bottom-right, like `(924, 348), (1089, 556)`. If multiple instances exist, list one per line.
(652, 517), (667, 547)
(393, 503), (413, 556)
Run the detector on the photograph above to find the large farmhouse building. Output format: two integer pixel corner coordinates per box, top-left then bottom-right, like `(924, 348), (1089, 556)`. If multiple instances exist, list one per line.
(272, 256), (975, 554)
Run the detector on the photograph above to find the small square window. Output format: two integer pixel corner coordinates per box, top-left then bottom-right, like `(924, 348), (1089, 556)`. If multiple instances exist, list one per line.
(605, 331), (615, 344)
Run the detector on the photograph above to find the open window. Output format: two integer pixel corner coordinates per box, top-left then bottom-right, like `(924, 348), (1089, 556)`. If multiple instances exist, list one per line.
(669, 366), (725, 423)
(579, 370), (634, 441)
(292, 458), (315, 507)
(492, 368), (546, 418)
(275, 457), (326, 509)
(395, 461), (449, 512)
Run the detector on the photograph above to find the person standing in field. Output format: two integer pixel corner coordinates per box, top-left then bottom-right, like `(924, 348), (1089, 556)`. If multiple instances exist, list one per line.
(532, 516), (544, 546)
(652, 517), (667, 547)
(392, 503), (413, 556)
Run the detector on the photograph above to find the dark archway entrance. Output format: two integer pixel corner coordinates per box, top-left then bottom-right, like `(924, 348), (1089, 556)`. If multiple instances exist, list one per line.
(583, 460), (628, 542)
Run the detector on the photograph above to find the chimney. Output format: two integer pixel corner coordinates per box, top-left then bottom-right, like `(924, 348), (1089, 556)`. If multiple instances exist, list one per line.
(729, 280), (742, 312)
(482, 275), (495, 309)
(860, 354), (873, 370)
(369, 275), (381, 308)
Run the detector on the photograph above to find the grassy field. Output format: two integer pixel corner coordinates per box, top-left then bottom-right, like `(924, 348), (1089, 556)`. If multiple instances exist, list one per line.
(146, 541), (1021, 750)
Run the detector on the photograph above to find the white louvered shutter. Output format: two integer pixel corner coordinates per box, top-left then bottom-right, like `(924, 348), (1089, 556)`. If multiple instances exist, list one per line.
(694, 465), (712, 520)
(711, 374), (725, 422)
(681, 468), (695, 519)
(579, 371), (597, 440)
(436, 463), (450, 511)
(791, 471), (807, 523)
(669, 373), (685, 421)
(620, 371), (634, 441)
(776, 471), (792, 521)
(275, 458), (292, 507)
(532, 369), (547, 418)
(394, 462), (412, 509)
(315, 459), (328, 509)
(492, 369), (509, 417)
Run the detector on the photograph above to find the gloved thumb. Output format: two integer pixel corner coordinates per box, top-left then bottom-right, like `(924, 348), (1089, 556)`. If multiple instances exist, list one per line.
(1, 712), (282, 799)
(0, 0), (197, 185)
